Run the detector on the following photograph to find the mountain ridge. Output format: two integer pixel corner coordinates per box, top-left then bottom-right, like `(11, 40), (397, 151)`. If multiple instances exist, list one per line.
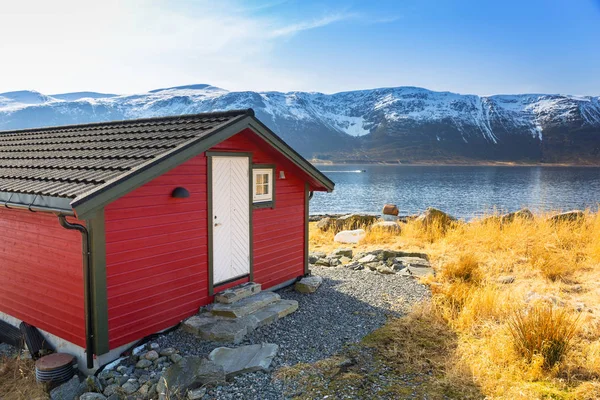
(1, 85), (599, 164)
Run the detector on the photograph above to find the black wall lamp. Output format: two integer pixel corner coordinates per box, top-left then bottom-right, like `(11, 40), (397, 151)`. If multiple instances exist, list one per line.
(171, 187), (190, 198)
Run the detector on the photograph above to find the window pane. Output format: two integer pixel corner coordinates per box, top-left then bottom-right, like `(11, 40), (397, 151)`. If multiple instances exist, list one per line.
(256, 174), (264, 185)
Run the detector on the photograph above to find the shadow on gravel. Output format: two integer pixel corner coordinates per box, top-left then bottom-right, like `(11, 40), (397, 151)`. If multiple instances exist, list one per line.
(155, 269), (431, 399)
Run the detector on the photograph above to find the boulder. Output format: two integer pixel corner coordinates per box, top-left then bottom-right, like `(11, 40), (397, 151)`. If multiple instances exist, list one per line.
(501, 208), (534, 224)
(548, 210), (585, 224)
(295, 276), (323, 293)
(316, 217), (334, 231)
(334, 229), (366, 244)
(157, 356), (225, 398)
(335, 214), (378, 232)
(208, 344), (278, 379)
(80, 375), (103, 394)
(187, 387), (207, 400)
(329, 248), (353, 258)
(371, 221), (401, 234)
(121, 380), (139, 394)
(415, 207), (456, 228)
(135, 359), (152, 369)
(144, 350), (159, 361)
(382, 204), (399, 216)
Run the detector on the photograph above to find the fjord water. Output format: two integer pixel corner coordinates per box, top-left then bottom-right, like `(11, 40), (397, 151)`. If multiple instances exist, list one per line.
(310, 165), (600, 219)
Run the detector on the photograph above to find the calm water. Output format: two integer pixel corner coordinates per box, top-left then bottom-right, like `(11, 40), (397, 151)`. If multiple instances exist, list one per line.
(311, 165), (600, 219)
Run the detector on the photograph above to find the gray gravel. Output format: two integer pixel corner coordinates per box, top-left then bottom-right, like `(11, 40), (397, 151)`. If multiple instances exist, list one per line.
(156, 265), (430, 399)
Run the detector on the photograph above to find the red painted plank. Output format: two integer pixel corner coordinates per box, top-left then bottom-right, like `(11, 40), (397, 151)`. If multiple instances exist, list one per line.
(0, 208), (86, 347)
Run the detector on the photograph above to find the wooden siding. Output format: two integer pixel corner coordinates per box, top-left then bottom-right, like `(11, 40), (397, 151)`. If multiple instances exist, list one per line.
(104, 156), (210, 349)
(213, 129), (306, 290)
(104, 128), (307, 349)
(0, 209), (85, 347)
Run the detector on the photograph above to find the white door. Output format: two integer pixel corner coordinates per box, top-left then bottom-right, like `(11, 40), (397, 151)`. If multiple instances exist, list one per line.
(211, 156), (250, 285)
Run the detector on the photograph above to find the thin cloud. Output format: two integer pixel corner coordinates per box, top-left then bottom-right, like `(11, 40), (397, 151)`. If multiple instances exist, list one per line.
(268, 13), (356, 38)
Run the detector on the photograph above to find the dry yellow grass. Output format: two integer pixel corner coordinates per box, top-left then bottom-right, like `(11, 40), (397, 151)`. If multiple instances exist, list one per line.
(309, 210), (600, 399)
(0, 355), (48, 400)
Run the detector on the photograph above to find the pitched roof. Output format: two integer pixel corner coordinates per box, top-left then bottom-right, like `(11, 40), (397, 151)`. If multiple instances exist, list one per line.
(0, 109), (334, 217)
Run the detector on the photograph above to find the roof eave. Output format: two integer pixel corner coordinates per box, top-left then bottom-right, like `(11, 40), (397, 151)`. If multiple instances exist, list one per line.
(71, 112), (334, 219)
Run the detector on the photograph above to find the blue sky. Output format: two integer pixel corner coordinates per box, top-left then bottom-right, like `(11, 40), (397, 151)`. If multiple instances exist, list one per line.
(1, 0), (599, 95)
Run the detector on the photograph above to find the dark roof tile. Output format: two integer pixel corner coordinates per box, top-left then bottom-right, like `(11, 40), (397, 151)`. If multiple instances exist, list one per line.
(0, 110), (251, 199)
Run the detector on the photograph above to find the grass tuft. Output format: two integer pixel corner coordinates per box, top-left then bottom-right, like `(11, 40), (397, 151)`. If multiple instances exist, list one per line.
(508, 303), (580, 370)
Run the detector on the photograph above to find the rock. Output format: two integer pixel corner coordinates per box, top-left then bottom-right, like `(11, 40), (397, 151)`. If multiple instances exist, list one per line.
(138, 382), (152, 397)
(398, 266), (435, 277)
(415, 207), (456, 228)
(79, 393), (107, 400)
(393, 257), (431, 269)
(214, 282), (261, 304)
(357, 254), (377, 264)
(382, 204), (399, 216)
(121, 380), (139, 395)
(376, 265), (396, 274)
(136, 359), (153, 369)
(371, 221), (401, 234)
(314, 258), (331, 266)
(187, 387), (207, 400)
(154, 356), (167, 365)
(148, 343), (160, 351)
(208, 344), (278, 379)
(144, 350), (159, 361)
(170, 354), (183, 364)
(329, 248), (353, 258)
(211, 291), (281, 318)
(328, 257), (341, 267)
(335, 214), (378, 232)
(50, 376), (83, 400)
(501, 208), (534, 223)
(295, 276), (323, 293)
(345, 262), (364, 270)
(497, 275), (515, 284)
(157, 356), (225, 398)
(316, 217), (334, 231)
(339, 256), (352, 265)
(309, 251), (326, 261)
(103, 384), (120, 397)
(548, 210), (585, 223)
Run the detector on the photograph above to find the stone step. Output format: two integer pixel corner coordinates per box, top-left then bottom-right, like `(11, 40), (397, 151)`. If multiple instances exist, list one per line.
(211, 291), (280, 319)
(182, 298), (299, 343)
(214, 282), (261, 304)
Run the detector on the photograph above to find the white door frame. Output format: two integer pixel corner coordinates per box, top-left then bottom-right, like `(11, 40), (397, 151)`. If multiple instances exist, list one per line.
(207, 151), (253, 295)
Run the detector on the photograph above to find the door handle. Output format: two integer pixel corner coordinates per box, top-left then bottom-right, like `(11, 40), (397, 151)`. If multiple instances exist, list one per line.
(214, 223), (222, 227)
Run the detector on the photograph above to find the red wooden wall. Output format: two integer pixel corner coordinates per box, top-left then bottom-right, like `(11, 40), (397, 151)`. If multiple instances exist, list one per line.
(104, 128), (308, 349)
(0, 209), (85, 347)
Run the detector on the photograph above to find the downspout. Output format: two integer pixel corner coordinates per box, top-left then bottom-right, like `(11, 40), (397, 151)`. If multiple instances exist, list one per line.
(308, 191), (314, 201)
(58, 215), (94, 370)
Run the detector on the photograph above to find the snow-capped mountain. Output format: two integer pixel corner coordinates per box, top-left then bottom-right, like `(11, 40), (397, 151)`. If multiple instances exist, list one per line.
(1, 84), (599, 163)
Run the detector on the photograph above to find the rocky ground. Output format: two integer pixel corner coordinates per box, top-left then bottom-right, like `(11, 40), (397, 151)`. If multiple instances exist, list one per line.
(153, 263), (430, 399)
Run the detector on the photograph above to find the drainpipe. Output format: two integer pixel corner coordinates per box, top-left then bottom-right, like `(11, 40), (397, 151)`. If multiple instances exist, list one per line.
(58, 215), (94, 370)
(308, 191), (314, 201)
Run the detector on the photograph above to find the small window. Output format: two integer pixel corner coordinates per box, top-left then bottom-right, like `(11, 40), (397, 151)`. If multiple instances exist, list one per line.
(252, 168), (274, 205)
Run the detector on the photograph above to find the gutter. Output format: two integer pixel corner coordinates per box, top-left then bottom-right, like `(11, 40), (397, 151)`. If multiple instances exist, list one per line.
(2, 200), (95, 369)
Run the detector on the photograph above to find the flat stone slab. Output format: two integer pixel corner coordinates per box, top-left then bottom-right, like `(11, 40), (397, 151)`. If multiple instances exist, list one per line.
(183, 314), (248, 343)
(394, 257), (431, 269)
(215, 282), (261, 304)
(295, 276), (323, 293)
(184, 298), (297, 343)
(212, 291), (281, 318)
(398, 266), (435, 277)
(208, 344), (279, 379)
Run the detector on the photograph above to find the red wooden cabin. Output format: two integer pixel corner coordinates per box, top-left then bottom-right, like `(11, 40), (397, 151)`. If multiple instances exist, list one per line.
(0, 109), (333, 370)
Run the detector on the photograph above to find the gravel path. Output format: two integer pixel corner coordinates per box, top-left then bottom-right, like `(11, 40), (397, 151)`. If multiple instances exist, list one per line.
(156, 266), (430, 399)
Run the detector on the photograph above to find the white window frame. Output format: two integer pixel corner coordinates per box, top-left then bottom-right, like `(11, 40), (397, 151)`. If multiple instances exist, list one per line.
(252, 168), (273, 204)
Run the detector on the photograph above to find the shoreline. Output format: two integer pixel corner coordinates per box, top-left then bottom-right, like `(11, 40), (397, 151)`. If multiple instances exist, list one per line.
(310, 160), (600, 167)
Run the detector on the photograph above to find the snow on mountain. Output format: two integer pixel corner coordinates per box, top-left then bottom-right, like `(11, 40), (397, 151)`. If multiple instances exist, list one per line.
(0, 84), (599, 163)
